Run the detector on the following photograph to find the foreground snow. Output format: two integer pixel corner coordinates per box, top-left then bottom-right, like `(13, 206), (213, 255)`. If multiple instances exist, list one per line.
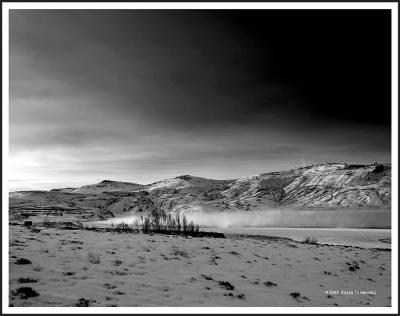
(9, 225), (391, 307)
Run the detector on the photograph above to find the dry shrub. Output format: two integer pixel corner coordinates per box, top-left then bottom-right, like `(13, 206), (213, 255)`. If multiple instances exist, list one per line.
(88, 252), (100, 264)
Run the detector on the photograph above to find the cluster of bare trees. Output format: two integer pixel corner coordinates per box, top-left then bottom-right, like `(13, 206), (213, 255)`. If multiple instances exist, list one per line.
(133, 208), (200, 234)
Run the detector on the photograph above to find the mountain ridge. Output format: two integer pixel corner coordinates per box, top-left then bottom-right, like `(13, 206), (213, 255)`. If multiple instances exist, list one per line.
(9, 162), (391, 222)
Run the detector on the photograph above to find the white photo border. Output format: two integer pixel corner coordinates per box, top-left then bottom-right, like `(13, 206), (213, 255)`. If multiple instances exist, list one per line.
(2, 1), (398, 314)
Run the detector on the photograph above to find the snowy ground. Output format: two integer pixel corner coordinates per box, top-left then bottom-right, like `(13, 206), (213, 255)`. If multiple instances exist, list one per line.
(9, 225), (391, 307)
(203, 227), (391, 249)
(94, 215), (391, 249)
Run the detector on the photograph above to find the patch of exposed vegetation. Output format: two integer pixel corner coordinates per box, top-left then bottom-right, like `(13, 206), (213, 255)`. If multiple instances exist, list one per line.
(347, 261), (360, 272)
(18, 277), (38, 284)
(134, 209), (199, 234)
(201, 274), (214, 281)
(218, 280), (235, 291)
(15, 258), (31, 265)
(12, 287), (39, 299)
(88, 252), (100, 264)
(171, 246), (190, 258)
(104, 283), (117, 290)
(264, 281), (277, 287)
(75, 298), (95, 307)
(290, 292), (310, 302)
(302, 236), (318, 245)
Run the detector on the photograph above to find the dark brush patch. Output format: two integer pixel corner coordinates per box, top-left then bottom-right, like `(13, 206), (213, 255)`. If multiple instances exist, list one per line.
(15, 258), (31, 265)
(201, 274), (214, 281)
(264, 281), (277, 287)
(218, 280), (235, 291)
(12, 287), (40, 300)
(18, 277), (38, 284)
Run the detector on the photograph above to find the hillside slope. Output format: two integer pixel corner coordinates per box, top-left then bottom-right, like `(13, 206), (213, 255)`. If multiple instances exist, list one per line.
(9, 163), (391, 222)
(71, 180), (143, 194)
(130, 163), (391, 215)
(222, 163), (391, 209)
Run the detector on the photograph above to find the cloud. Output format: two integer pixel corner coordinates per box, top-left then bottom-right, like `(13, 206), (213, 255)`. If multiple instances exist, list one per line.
(8, 10), (391, 190)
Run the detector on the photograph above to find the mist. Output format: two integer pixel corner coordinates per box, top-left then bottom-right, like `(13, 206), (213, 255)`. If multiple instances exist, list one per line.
(185, 209), (391, 229)
(97, 208), (391, 229)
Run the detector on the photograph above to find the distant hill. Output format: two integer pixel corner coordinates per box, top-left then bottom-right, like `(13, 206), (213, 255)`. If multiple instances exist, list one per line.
(9, 163), (391, 222)
(71, 180), (143, 194)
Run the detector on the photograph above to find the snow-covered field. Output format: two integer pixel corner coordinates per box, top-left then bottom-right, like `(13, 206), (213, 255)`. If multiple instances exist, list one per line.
(203, 227), (391, 249)
(93, 215), (391, 249)
(9, 224), (391, 307)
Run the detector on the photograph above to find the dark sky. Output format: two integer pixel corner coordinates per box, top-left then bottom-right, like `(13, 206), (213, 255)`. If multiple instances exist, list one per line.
(9, 9), (391, 190)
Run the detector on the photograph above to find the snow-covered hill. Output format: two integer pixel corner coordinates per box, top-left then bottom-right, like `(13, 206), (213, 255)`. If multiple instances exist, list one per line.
(221, 163), (391, 209)
(9, 163), (391, 222)
(131, 163), (391, 213)
(71, 180), (143, 194)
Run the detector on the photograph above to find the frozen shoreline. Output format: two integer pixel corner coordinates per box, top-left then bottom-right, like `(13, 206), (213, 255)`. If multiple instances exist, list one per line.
(202, 227), (391, 249)
(91, 217), (391, 249)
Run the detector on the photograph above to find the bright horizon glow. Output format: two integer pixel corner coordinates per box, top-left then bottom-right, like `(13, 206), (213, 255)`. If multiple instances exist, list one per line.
(8, 156), (393, 192)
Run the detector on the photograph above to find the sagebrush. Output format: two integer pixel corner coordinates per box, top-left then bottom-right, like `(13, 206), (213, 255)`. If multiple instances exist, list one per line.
(133, 208), (200, 235)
